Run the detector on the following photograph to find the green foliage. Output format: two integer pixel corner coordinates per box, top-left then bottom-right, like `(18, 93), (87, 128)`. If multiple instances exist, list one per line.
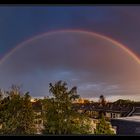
(15, 92), (36, 135)
(42, 81), (92, 135)
(94, 114), (115, 135)
(0, 86), (36, 135)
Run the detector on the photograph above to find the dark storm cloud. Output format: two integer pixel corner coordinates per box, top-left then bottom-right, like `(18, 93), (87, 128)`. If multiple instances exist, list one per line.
(0, 6), (140, 57)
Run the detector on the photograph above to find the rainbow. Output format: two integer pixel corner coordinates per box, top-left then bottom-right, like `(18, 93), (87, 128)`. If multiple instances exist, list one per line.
(0, 29), (140, 65)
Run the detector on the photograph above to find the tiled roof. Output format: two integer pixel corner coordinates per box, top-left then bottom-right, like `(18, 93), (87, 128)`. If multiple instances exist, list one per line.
(73, 103), (132, 114)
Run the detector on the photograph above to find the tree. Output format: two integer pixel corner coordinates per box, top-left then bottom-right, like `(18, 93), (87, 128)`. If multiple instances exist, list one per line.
(42, 81), (93, 135)
(15, 92), (36, 135)
(0, 86), (36, 135)
(0, 89), (3, 101)
(95, 114), (115, 135)
(0, 86), (22, 134)
(99, 95), (106, 106)
(98, 95), (106, 119)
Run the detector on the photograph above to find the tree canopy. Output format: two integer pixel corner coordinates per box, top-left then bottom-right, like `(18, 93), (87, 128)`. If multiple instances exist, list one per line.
(42, 81), (93, 135)
(94, 114), (115, 135)
(0, 86), (36, 135)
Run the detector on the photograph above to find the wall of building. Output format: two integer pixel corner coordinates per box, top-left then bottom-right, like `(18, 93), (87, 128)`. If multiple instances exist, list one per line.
(111, 119), (140, 135)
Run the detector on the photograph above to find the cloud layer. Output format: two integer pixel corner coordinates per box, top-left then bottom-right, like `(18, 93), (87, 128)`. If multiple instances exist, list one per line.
(0, 31), (140, 100)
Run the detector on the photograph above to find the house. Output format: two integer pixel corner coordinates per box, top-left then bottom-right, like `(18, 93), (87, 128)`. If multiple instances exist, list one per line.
(111, 116), (140, 135)
(73, 102), (132, 119)
(110, 106), (140, 135)
(32, 100), (44, 134)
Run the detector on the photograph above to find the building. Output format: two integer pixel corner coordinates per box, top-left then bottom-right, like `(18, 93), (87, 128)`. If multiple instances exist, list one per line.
(111, 116), (140, 135)
(110, 106), (140, 135)
(74, 102), (132, 119)
(32, 100), (44, 134)
(73, 98), (90, 104)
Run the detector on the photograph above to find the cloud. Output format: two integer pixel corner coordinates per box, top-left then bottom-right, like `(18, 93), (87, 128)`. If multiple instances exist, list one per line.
(0, 31), (140, 100)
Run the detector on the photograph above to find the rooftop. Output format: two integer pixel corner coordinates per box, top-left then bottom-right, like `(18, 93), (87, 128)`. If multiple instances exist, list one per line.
(112, 116), (140, 123)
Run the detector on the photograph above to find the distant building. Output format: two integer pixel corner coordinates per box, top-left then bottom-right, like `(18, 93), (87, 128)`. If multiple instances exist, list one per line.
(30, 98), (37, 102)
(73, 98), (90, 104)
(74, 102), (132, 119)
(32, 100), (44, 134)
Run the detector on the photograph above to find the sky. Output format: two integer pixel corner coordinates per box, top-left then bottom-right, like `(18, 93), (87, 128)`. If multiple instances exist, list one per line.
(0, 6), (140, 101)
